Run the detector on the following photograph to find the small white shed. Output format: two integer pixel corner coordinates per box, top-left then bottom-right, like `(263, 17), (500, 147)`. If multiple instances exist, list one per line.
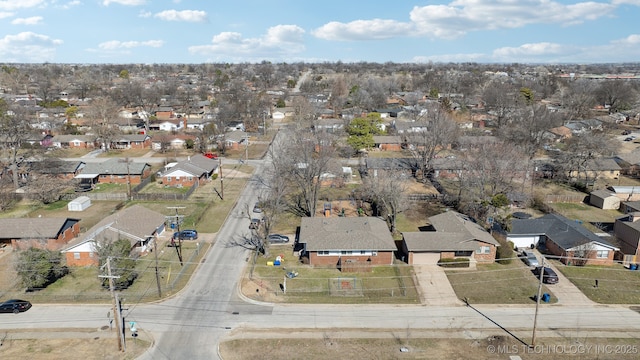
(68, 196), (91, 212)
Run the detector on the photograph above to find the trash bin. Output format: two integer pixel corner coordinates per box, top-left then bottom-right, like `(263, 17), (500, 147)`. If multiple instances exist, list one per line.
(630, 264), (638, 270)
(542, 293), (550, 303)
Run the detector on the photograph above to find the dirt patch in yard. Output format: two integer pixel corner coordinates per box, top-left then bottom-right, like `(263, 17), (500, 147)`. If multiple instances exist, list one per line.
(0, 328), (150, 360)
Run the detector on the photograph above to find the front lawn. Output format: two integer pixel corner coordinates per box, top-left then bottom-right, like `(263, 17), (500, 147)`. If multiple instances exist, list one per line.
(553, 262), (640, 304)
(245, 253), (420, 304)
(446, 261), (557, 304)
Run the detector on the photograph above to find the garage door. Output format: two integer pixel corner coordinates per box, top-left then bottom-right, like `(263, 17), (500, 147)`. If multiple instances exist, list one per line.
(508, 236), (539, 249)
(412, 252), (441, 265)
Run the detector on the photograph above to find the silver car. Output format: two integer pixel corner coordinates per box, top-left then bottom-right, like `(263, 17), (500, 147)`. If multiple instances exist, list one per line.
(521, 250), (539, 267)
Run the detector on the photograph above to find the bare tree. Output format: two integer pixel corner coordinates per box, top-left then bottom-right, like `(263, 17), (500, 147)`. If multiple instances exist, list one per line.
(405, 103), (458, 183)
(25, 174), (71, 204)
(0, 102), (33, 189)
(329, 75), (348, 117)
(595, 80), (636, 113)
(558, 132), (614, 185)
(87, 96), (121, 151)
(273, 130), (337, 217)
(361, 172), (410, 233)
(558, 78), (597, 121)
(481, 80), (519, 129)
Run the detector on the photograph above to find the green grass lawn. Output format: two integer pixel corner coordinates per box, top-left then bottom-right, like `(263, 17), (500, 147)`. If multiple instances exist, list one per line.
(446, 261), (558, 304)
(247, 253), (420, 304)
(552, 262), (640, 304)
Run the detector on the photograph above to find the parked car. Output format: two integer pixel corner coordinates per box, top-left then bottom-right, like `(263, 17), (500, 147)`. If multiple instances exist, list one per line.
(249, 218), (260, 230)
(520, 250), (539, 267)
(173, 230), (198, 240)
(532, 266), (559, 284)
(0, 299), (32, 314)
(625, 137), (633, 142)
(252, 202), (262, 213)
(268, 234), (290, 244)
(622, 130), (631, 135)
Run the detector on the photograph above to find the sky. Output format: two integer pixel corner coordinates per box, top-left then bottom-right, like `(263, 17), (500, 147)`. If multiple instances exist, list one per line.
(1, 0), (640, 64)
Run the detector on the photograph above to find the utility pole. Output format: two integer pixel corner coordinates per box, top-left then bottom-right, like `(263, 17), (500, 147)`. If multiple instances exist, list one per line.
(99, 257), (124, 352)
(167, 206), (186, 266)
(531, 257), (544, 346)
(219, 158), (224, 200)
(154, 234), (161, 297)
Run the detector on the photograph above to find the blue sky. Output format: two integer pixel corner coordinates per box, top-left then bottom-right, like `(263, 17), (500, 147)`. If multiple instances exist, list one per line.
(1, 0), (640, 64)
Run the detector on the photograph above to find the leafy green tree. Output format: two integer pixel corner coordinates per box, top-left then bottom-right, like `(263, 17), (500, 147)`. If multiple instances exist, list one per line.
(490, 193), (510, 208)
(346, 113), (383, 151)
(119, 69), (129, 79)
(275, 98), (286, 108)
(97, 238), (138, 290)
(15, 248), (68, 290)
(519, 87), (535, 105)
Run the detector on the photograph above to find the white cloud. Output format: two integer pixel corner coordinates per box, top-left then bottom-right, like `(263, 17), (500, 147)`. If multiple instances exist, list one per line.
(313, 0), (617, 41)
(0, 32), (63, 62)
(97, 39), (163, 50)
(0, 12), (14, 19)
(0, 0), (45, 11)
(59, 1), (81, 10)
(612, 0), (640, 5)
(492, 42), (568, 59)
(154, 9), (207, 23)
(12, 16), (44, 25)
(102, 0), (145, 6)
(189, 25), (305, 60)
(313, 19), (413, 41)
(139, 10), (151, 18)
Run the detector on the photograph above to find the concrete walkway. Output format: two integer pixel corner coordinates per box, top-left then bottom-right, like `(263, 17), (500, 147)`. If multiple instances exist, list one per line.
(413, 265), (464, 306)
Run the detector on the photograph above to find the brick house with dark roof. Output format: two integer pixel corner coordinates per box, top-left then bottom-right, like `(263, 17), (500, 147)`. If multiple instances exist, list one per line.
(508, 213), (619, 265)
(52, 134), (98, 149)
(62, 204), (166, 266)
(0, 218), (80, 251)
(111, 134), (152, 149)
(298, 217), (396, 267)
(401, 211), (499, 266)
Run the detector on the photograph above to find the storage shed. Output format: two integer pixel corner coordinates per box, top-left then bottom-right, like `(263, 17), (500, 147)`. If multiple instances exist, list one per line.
(68, 196), (91, 211)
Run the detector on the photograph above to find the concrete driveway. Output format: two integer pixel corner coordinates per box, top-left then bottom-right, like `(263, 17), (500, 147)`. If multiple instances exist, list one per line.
(413, 265), (464, 306)
(541, 260), (595, 305)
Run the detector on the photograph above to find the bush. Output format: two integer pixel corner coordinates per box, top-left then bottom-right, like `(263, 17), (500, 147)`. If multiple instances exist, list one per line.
(496, 239), (515, 265)
(437, 258), (470, 268)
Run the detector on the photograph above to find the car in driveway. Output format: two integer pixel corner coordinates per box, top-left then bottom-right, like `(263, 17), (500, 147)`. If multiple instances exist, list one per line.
(267, 234), (290, 244)
(532, 266), (559, 284)
(252, 202), (262, 213)
(520, 250), (539, 267)
(0, 299), (32, 314)
(173, 230), (198, 240)
(249, 218), (260, 230)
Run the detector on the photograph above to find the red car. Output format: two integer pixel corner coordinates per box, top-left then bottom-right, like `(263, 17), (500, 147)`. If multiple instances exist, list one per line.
(203, 152), (218, 160)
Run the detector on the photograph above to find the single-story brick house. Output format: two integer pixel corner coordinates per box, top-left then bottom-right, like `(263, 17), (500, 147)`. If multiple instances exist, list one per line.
(75, 158), (151, 185)
(508, 213), (619, 265)
(161, 154), (219, 187)
(298, 217), (396, 267)
(0, 217), (80, 251)
(373, 135), (403, 151)
(400, 210), (499, 265)
(62, 205), (166, 266)
(52, 134), (98, 149)
(111, 134), (152, 149)
(28, 160), (86, 180)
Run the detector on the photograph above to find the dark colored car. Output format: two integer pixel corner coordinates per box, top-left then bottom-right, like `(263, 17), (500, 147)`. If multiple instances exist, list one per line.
(173, 230), (198, 240)
(532, 266), (559, 284)
(625, 137), (633, 142)
(268, 234), (290, 244)
(249, 218), (260, 230)
(0, 299), (32, 314)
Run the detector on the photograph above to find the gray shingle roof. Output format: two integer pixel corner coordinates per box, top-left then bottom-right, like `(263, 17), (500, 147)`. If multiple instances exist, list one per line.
(402, 211), (499, 251)
(70, 204), (166, 247)
(0, 218), (79, 239)
(299, 217), (396, 252)
(80, 158), (149, 176)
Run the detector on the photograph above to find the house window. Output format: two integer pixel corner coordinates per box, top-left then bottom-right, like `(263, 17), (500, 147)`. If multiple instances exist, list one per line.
(89, 252), (93, 258)
(476, 246), (491, 254)
(73, 252), (80, 259)
(188, 176), (193, 181)
(318, 251), (330, 256)
(167, 177), (172, 181)
(596, 250), (609, 258)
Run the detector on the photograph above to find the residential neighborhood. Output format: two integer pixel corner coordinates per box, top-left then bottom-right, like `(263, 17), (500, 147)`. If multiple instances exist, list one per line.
(1, 61), (640, 358)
